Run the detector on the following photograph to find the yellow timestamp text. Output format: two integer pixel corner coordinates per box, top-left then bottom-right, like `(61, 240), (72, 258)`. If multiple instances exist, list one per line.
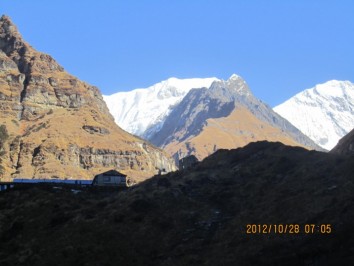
(245, 224), (332, 234)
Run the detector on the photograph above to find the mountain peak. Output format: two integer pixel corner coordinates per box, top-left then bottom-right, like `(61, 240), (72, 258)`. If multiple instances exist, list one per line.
(0, 14), (28, 56)
(274, 80), (354, 150)
(0, 15), (176, 181)
(208, 74), (251, 97)
(0, 14), (13, 24)
(228, 73), (241, 80)
(313, 80), (353, 97)
(0, 14), (21, 37)
(104, 76), (219, 137)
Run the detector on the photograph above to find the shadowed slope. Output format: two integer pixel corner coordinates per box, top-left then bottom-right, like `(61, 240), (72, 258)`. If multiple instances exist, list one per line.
(0, 141), (353, 265)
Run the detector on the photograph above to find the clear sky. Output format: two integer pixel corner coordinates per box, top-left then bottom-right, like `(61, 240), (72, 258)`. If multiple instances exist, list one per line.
(1, 0), (353, 106)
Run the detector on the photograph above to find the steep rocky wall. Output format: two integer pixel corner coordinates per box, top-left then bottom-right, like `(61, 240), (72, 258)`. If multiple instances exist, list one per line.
(0, 15), (176, 182)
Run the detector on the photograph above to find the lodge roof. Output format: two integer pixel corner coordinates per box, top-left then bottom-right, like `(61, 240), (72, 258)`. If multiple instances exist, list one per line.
(95, 170), (127, 177)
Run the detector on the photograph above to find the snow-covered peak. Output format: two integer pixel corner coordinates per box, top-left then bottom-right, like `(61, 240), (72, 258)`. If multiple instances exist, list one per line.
(313, 80), (353, 98)
(103, 76), (219, 137)
(274, 80), (354, 150)
(209, 73), (251, 97)
(228, 73), (241, 80)
(161, 77), (219, 90)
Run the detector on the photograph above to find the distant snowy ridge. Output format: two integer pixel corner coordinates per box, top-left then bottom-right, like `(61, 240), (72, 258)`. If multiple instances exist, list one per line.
(103, 77), (219, 137)
(274, 80), (354, 150)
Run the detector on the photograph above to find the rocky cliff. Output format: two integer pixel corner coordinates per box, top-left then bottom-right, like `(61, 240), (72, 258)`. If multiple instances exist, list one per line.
(0, 15), (176, 182)
(330, 127), (354, 155)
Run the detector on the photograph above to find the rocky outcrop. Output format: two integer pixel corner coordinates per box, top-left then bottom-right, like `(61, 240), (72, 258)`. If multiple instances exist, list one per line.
(82, 125), (110, 135)
(330, 128), (354, 155)
(0, 15), (176, 182)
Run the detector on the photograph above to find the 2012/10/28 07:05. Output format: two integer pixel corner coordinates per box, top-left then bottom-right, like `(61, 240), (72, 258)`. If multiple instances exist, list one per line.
(245, 224), (332, 234)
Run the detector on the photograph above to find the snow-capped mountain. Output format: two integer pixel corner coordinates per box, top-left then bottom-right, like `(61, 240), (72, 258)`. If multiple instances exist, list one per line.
(148, 74), (321, 162)
(103, 77), (219, 138)
(274, 80), (354, 150)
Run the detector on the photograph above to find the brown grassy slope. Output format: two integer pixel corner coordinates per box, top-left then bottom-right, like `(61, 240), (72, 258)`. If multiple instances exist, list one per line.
(165, 106), (307, 161)
(1, 141), (354, 265)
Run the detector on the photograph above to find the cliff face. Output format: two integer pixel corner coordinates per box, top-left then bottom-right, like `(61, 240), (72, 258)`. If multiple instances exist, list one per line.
(330, 128), (354, 155)
(0, 15), (176, 182)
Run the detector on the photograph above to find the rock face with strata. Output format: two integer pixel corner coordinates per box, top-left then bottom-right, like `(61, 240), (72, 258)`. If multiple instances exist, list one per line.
(0, 15), (176, 182)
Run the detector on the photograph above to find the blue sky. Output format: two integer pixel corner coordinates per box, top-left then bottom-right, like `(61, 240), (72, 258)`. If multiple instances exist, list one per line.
(1, 0), (353, 106)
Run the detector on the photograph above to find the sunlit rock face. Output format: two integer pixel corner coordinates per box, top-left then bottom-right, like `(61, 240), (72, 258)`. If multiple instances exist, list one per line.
(0, 15), (176, 182)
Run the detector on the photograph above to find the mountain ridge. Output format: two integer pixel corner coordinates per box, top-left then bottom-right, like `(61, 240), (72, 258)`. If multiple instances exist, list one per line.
(104, 76), (219, 138)
(147, 75), (322, 162)
(274, 80), (354, 150)
(0, 15), (176, 182)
